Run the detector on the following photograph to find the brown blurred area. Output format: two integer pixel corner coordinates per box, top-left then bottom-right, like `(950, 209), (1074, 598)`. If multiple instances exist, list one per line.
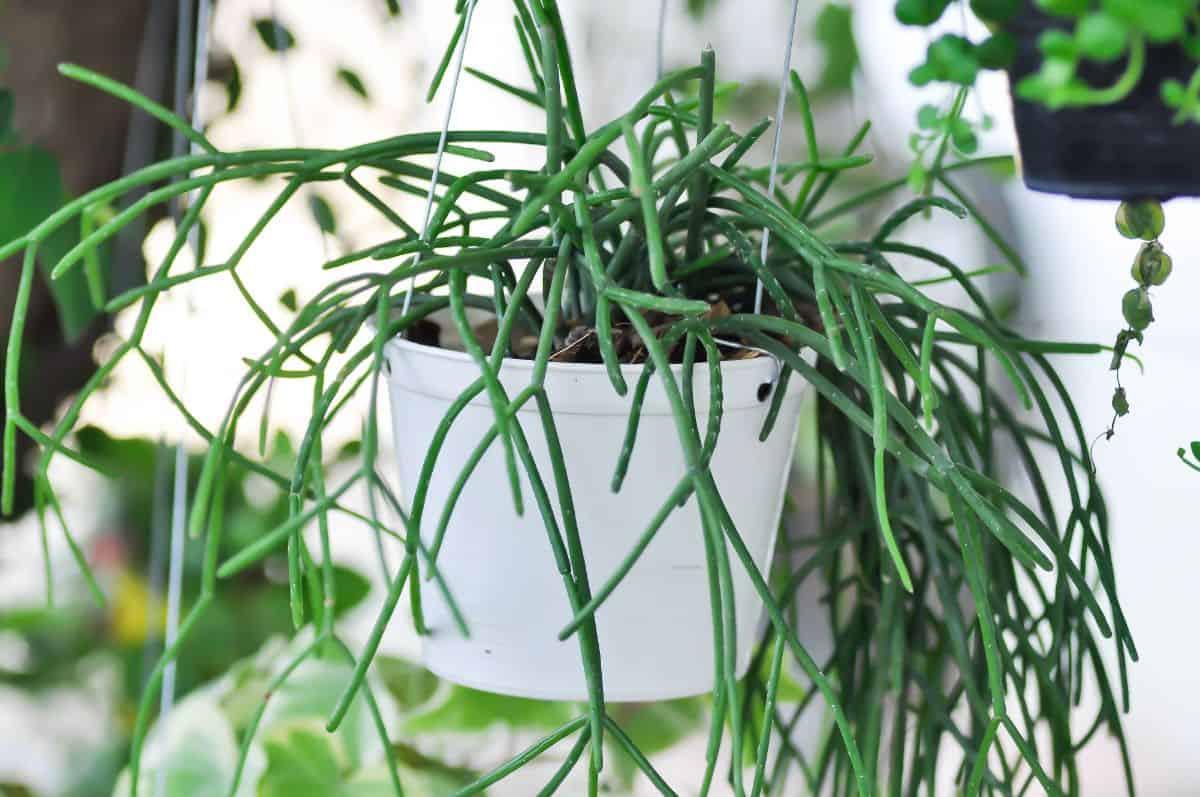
(0, 0), (157, 512)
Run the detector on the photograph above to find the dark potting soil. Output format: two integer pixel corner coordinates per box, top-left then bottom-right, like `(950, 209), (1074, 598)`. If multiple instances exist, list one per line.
(409, 299), (822, 366)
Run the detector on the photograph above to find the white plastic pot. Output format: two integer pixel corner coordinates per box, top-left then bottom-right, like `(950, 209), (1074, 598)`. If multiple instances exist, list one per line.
(383, 336), (809, 702)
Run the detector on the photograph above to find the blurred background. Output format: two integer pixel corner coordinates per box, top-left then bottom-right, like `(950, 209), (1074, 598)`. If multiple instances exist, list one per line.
(1, 0), (1197, 794)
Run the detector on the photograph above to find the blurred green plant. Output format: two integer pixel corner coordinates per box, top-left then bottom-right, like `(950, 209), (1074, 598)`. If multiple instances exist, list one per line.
(0, 430), (369, 796)
(0, 3), (1140, 796)
(1179, 441), (1200, 472)
(98, 635), (714, 797)
(110, 638), (477, 797)
(815, 3), (860, 96)
(897, 0), (1200, 119)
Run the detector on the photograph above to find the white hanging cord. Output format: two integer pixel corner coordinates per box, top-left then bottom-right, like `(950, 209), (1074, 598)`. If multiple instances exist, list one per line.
(655, 1), (790, 392)
(360, 0), (483, 578)
(142, 443), (169, 687)
(656, 0), (669, 79)
(154, 444), (188, 797)
(170, 0), (195, 188)
(714, 335), (781, 380)
(754, 0), (802, 316)
(155, 1), (209, 793)
(186, 0), (211, 255)
(400, 0), (480, 317)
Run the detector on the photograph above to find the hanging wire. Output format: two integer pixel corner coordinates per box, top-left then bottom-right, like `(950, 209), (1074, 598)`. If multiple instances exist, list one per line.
(142, 442), (170, 689)
(187, 0), (212, 255)
(754, 0), (802, 315)
(154, 445), (188, 797)
(399, 0), (480, 317)
(655, 0), (669, 79)
(655, 1), (789, 394)
(154, 2), (209, 794)
(168, 0), (196, 218)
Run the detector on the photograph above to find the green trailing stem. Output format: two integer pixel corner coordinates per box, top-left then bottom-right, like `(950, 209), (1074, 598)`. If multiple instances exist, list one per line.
(849, 284), (914, 593)
(0, 15), (1136, 796)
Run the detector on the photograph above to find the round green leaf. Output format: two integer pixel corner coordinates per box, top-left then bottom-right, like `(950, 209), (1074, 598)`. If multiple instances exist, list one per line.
(1161, 78), (1189, 109)
(969, 0), (1020, 23)
(1115, 199), (1165, 240)
(1131, 241), (1172, 286)
(951, 123), (979, 155)
(1137, 5), (1186, 42)
(917, 104), (941, 130)
(1038, 30), (1079, 59)
(1076, 12), (1129, 62)
(1121, 287), (1154, 331)
(975, 32), (1017, 69)
(914, 35), (982, 86)
(895, 0), (953, 26)
(1036, 0), (1090, 17)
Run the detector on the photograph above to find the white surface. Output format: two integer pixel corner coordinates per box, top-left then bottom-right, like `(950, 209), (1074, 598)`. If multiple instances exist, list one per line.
(384, 337), (807, 701)
(1006, 189), (1200, 796)
(854, 3), (1200, 790)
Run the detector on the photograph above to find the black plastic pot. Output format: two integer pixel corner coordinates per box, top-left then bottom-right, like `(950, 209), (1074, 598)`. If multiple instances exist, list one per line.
(1007, 9), (1200, 200)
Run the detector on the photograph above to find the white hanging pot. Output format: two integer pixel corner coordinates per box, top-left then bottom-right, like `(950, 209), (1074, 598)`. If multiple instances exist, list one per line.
(382, 334), (810, 702)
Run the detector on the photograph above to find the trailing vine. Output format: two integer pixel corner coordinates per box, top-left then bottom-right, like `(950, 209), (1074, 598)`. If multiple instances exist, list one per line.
(1104, 199), (1169, 441)
(0, 2), (1137, 795)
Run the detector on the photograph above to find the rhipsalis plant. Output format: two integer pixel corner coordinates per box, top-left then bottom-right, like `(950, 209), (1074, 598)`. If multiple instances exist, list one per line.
(2, 2), (1136, 795)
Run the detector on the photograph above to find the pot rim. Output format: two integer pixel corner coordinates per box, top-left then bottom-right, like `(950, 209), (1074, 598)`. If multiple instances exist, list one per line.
(383, 330), (792, 377)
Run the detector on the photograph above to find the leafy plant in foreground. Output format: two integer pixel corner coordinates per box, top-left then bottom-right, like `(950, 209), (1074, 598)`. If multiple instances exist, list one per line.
(1, 2), (1135, 795)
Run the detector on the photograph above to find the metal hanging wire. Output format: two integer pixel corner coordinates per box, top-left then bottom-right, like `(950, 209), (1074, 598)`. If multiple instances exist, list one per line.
(400, 0), (480, 317)
(654, 1), (801, 394)
(153, 1), (211, 795)
(754, 0), (802, 316)
(656, 0), (669, 79)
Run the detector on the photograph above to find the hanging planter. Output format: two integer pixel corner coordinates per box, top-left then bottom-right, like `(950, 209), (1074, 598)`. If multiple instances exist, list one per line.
(384, 332), (808, 701)
(900, 0), (1200, 199)
(1, 0), (1140, 793)
(1007, 7), (1200, 199)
